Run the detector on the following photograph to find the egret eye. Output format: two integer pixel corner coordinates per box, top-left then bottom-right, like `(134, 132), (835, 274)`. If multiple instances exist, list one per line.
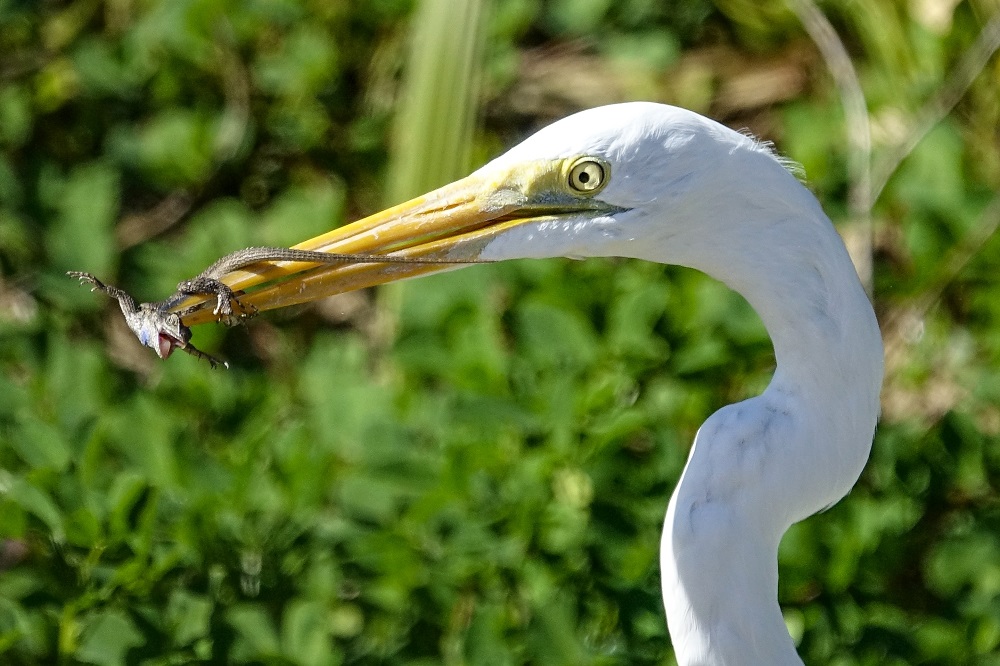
(567, 159), (606, 193)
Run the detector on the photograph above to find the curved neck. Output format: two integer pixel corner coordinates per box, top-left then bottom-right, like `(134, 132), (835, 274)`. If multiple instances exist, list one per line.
(654, 169), (883, 664)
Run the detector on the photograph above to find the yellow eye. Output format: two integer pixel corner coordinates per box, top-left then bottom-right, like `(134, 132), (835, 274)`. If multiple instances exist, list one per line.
(567, 159), (607, 193)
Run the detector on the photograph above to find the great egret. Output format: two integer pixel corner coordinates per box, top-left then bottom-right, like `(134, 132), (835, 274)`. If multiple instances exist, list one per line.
(174, 102), (885, 664)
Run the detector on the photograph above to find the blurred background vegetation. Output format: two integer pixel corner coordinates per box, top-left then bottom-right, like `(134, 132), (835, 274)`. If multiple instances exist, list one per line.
(1, 0), (1000, 663)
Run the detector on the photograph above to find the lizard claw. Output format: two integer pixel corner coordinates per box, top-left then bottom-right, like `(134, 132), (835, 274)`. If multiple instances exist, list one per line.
(68, 270), (229, 369)
(225, 294), (258, 325)
(67, 271), (101, 292)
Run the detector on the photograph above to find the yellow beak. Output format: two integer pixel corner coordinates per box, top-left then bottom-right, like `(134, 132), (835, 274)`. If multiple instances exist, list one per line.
(176, 158), (617, 326)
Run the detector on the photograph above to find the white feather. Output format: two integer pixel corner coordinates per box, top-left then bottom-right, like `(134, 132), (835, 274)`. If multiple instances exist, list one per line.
(480, 103), (883, 665)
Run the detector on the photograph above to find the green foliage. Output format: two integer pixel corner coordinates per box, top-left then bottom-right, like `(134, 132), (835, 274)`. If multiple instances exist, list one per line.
(386, 0), (487, 205)
(0, 0), (999, 664)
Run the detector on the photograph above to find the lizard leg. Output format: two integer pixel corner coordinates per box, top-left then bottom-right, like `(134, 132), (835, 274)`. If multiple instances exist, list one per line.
(175, 277), (257, 323)
(68, 271), (139, 312)
(69, 271), (226, 366)
(178, 341), (229, 369)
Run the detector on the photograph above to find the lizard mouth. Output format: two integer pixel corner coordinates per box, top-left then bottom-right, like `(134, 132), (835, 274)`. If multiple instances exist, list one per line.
(133, 310), (192, 360)
(155, 332), (181, 359)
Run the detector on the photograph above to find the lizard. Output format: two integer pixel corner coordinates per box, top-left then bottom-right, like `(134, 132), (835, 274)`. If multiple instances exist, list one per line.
(160, 246), (485, 320)
(68, 271), (229, 368)
(70, 246), (488, 367)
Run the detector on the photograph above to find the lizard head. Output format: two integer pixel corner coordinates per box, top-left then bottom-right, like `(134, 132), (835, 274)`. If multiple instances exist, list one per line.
(134, 305), (192, 359)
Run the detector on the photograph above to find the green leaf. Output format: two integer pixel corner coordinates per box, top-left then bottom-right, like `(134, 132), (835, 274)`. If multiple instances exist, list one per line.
(45, 162), (119, 275)
(515, 298), (599, 371)
(0, 85), (32, 147)
(9, 419), (70, 472)
(166, 590), (213, 646)
(258, 181), (345, 247)
(547, 0), (614, 35)
(253, 25), (338, 98)
(75, 610), (143, 666)
(0, 471), (65, 542)
(281, 599), (337, 666)
(134, 109), (217, 187)
(227, 604), (280, 660)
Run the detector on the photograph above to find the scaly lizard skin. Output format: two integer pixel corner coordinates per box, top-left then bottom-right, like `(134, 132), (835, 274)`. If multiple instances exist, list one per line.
(70, 247), (486, 367)
(68, 271), (228, 368)
(160, 246), (483, 320)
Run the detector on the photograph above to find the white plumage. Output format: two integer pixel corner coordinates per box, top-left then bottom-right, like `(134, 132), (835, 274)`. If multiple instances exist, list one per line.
(184, 102), (885, 664)
(473, 104), (884, 664)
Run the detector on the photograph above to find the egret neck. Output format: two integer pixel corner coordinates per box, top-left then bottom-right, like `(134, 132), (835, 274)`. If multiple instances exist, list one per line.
(647, 149), (883, 665)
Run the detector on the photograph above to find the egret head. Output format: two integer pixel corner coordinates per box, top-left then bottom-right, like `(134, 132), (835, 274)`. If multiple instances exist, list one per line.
(174, 102), (809, 324)
(470, 102), (791, 263)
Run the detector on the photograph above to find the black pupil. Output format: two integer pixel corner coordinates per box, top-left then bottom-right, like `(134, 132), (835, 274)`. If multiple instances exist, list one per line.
(578, 170), (590, 183)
